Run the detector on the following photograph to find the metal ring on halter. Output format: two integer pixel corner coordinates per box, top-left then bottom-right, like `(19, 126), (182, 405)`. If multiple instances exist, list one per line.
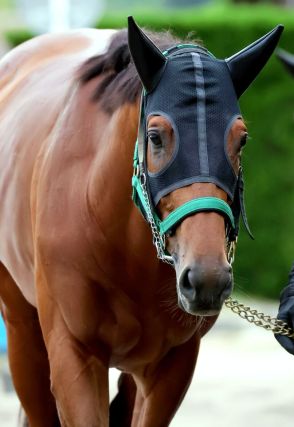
(162, 254), (174, 264)
(227, 240), (236, 265)
(134, 164), (140, 177)
(140, 172), (146, 186)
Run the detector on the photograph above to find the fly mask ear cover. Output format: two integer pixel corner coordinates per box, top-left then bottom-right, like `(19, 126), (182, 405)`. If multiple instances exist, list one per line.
(129, 17), (284, 241)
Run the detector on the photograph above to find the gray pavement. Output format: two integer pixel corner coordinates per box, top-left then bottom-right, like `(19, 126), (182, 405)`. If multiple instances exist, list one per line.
(1, 299), (293, 427)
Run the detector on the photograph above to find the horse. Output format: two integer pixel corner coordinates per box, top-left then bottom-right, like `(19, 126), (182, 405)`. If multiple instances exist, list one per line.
(0, 17), (283, 427)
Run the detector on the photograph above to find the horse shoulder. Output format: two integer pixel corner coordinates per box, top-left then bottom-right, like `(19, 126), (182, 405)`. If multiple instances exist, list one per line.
(0, 30), (116, 303)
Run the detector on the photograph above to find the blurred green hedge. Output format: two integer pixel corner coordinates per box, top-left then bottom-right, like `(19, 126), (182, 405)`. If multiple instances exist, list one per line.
(5, 29), (35, 47)
(5, 5), (294, 298)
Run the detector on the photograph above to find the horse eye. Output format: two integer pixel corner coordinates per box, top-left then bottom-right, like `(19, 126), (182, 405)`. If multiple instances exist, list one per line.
(148, 130), (162, 147)
(240, 133), (248, 147)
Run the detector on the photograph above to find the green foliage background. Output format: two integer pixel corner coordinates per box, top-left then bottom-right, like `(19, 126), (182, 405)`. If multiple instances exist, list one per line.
(5, 4), (294, 298)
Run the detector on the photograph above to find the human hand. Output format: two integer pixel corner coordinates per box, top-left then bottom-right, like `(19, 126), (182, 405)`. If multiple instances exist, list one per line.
(275, 263), (294, 355)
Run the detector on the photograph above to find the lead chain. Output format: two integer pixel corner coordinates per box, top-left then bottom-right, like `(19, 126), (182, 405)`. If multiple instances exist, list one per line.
(140, 173), (174, 265)
(224, 297), (294, 338)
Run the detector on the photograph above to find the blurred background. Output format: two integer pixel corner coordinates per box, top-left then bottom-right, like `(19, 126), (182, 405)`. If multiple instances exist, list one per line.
(0, 0), (293, 426)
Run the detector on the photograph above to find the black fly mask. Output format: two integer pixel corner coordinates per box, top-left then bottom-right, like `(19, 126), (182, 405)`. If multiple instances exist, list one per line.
(129, 17), (283, 254)
(144, 47), (241, 206)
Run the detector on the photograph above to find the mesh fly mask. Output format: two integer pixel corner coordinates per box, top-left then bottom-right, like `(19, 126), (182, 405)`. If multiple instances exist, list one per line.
(128, 17), (283, 263)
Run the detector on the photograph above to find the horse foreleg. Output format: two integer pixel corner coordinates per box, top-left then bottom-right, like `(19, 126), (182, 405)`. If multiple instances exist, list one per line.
(0, 263), (60, 427)
(132, 333), (200, 427)
(37, 298), (109, 427)
(110, 373), (137, 427)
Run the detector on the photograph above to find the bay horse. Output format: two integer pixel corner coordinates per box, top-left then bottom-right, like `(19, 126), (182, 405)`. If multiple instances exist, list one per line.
(0, 17), (283, 427)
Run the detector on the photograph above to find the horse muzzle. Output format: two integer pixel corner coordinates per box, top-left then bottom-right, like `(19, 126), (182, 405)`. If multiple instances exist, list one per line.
(177, 262), (233, 316)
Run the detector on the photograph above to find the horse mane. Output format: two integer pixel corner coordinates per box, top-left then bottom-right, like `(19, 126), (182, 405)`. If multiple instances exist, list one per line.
(78, 28), (202, 113)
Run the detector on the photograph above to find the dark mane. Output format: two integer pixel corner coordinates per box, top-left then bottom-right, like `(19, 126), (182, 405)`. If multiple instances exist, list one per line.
(78, 28), (202, 113)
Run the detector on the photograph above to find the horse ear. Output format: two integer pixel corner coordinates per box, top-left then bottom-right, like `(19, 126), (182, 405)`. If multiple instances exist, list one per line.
(276, 48), (294, 77)
(128, 16), (167, 93)
(226, 25), (284, 98)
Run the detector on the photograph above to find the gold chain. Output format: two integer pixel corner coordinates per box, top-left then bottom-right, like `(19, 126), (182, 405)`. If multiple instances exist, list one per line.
(224, 297), (294, 338)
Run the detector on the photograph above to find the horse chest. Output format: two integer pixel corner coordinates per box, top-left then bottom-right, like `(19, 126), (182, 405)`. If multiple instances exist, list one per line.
(108, 302), (198, 370)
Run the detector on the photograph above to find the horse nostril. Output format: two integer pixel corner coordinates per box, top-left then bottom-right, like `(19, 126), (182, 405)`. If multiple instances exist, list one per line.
(179, 268), (197, 300)
(179, 263), (232, 301)
(187, 268), (198, 289)
(227, 265), (232, 274)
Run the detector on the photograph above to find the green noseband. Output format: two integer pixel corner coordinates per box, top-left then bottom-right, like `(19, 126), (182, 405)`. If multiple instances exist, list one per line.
(132, 172), (235, 238)
(159, 197), (234, 235)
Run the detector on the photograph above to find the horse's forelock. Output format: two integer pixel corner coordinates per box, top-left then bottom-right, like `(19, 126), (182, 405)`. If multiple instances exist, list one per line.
(78, 29), (202, 113)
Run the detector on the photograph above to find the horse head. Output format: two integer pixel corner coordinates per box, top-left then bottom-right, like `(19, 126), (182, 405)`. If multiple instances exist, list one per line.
(129, 17), (283, 316)
(276, 48), (294, 77)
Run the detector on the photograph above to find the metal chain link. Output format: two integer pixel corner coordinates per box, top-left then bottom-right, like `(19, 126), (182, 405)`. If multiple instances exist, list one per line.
(224, 297), (294, 338)
(227, 240), (236, 266)
(140, 173), (174, 265)
(223, 241), (294, 339)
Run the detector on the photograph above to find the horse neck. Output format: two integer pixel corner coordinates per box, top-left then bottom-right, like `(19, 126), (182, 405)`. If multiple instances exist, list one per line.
(88, 102), (138, 210)
(87, 101), (168, 280)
